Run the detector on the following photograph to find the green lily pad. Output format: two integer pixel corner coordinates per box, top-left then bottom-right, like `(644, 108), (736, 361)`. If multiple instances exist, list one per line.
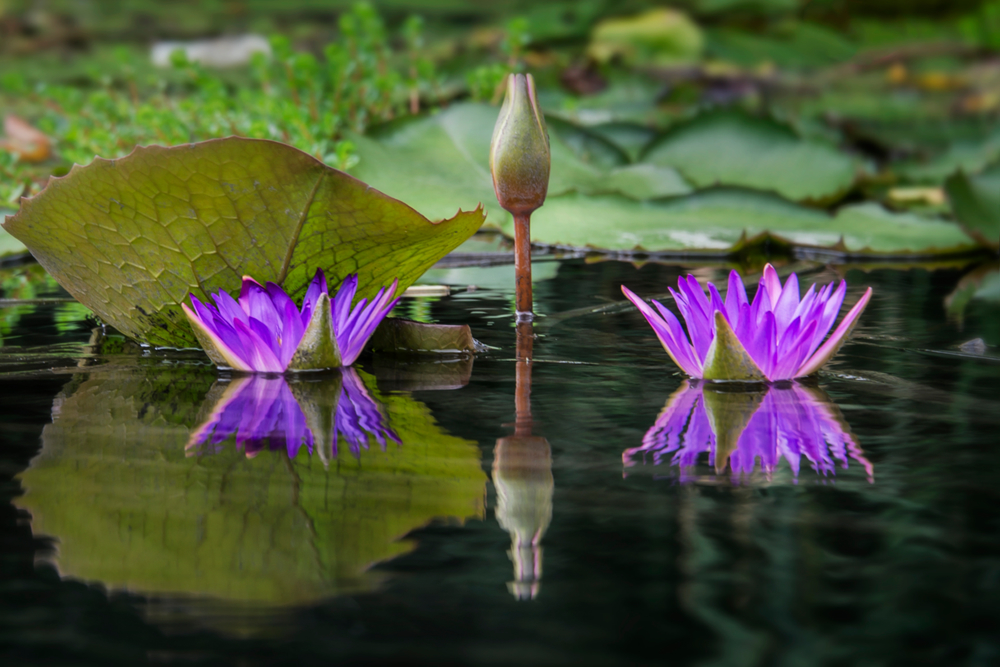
(641, 109), (859, 203)
(503, 188), (977, 256)
(897, 126), (1000, 184)
(945, 161), (1000, 251)
(16, 367), (486, 607)
(369, 317), (477, 354)
(3, 138), (484, 347)
(349, 103), (688, 226)
(587, 8), (704, 67)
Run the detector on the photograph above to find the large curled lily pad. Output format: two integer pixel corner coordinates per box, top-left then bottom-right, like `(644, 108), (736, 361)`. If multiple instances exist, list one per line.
(506, 188), (977, 256)
(16, 367), (486, 606)
(641, 110), (859, 203)
(3, 138), (484, 347)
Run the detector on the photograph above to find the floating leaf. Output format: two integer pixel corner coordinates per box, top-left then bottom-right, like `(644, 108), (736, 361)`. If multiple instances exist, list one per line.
(641, 110), (858, 203)
(503, 188), (975, 256)
(17, 367), (486, 607)
(945, 161), (1000, 250)
(3, 138), (484, 347)
(896, 126), (1000, 184)
(369, 317), (477, 353)
(504, 188), (977, 256)
(349, 103), (687, 226)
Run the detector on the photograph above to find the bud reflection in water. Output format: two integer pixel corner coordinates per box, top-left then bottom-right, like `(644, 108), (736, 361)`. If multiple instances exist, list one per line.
(187, 367), (400, 461)
(625, 382), (873, 483)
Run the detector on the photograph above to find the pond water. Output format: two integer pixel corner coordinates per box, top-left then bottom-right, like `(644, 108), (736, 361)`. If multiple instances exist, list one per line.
(1, 249), (998, 665)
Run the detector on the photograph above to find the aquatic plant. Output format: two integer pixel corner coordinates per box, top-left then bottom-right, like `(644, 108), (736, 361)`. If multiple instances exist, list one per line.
(624, 381), (872, 482)
(622, 264), (872, 381)
(183, 269), (398, 372)
(187, 367), (400, 459)
(490, 72), (550, 317)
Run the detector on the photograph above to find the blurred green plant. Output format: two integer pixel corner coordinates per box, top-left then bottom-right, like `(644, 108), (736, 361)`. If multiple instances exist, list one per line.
(2, 2), (449, 192)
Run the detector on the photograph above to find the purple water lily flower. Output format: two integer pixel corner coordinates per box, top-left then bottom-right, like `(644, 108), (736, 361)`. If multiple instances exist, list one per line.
(623, 381), (873, 483)
(182, 269), (399, 372)
(187, 375), (314, 459)
(187, 368), (400, 460)
(622, 264), (872, 381)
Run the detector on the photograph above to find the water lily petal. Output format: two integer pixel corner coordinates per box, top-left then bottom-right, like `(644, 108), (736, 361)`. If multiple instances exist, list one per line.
(772, 271), (800, 336)
(232, 317), (285, 373)
(623, 286), (702, 376)
(182, 302), (254, 371)
(761, 264), (783, 307)
(331, 273), (359, 332)
(749, 310), (777, 379)
(724, 270), (748, 327)
(301, 268), (329, 327)
(795, 287), (873, 377)
(669, 286), (713, 362)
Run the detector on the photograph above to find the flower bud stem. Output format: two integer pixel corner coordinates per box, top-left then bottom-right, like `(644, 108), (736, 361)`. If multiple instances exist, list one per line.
(514, 212), (533, 317)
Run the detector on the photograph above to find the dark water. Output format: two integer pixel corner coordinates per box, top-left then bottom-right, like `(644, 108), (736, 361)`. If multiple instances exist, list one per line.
(1, 255), (998, 666)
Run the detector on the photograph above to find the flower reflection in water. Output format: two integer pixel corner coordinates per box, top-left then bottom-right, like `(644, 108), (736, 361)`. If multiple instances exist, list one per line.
(187, 367), (400, 460)
(625, 382), (873, 483)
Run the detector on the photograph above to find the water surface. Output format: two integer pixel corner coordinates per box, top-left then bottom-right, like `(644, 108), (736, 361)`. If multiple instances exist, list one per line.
(1, 257), (998, 665)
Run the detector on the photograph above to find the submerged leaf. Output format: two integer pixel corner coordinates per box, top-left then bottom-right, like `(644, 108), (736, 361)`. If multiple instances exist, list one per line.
(3, 138), (484, 347)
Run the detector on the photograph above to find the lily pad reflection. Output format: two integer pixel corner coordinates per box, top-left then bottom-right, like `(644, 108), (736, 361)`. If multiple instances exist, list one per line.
(625, 381), (873, 483)
(16, 367), (486, 608)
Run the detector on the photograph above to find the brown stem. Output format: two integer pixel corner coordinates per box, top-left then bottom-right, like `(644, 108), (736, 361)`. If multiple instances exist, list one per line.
(515, 320), (533, 436)
(514, 212), (533, 316)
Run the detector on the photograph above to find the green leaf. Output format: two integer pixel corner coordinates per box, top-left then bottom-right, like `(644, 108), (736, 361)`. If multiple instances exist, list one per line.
(587, 8), (704, 67)
(945, 162), (1000, 250)
(369, 317), (477, 353)
(2, 138), (484, 347)
(641, 110), (859, 203)
(349, 103), (688, 227)
(16, 367), (486, 607)
(897, 126), (1000, 184)
(504, 188), (977, 256)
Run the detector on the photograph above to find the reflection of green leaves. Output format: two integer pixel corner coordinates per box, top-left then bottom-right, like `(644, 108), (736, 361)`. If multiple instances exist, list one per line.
(641, 110), (858, 203)
(510, 188), (975, 255)
(17, 367), (486, 606)
(945, 162), (1000, 250)
(3, 138), (484, 347)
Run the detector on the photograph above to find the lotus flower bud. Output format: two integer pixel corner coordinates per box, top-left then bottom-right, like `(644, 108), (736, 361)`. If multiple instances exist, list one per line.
(490, 73), (550, 215)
